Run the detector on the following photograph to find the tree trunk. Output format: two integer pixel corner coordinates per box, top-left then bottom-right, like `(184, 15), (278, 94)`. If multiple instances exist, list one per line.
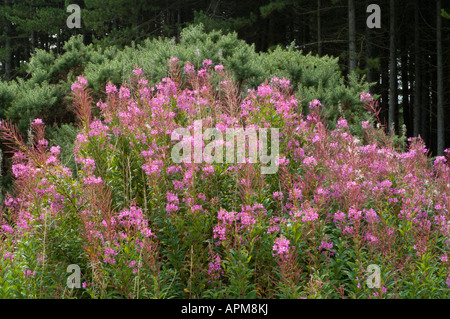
(381, 52), (389, 129)
(421, 57), (430, 147)
(348, 0), (357, 73)
(389, 0), (397, 135)
(437, 0), (445, 155)
(176, 1), (181, 42)
(317, 0), (322, 56)
(3, 0), (12, 79)
(431, 62), (438, 155)
(413, 0), (422, 137)
(365, 0), (375, 92)
(401, 48), (411, 137)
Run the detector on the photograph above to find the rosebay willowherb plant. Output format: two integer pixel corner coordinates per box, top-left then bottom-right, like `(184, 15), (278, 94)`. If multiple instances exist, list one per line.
(0, 59), (449, 299)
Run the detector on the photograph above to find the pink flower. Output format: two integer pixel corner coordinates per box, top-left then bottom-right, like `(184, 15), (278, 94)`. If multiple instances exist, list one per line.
(334, 211), (346, 223)
(301, 207), (319, 222)
(71, 83), (83, 91)
(303, 156), (317, 167)
(214, 65), (224, 71)
(89, 125), (109, 139)
(318, 241), (333, 251)
(379, 180), (393, 188)
(71, 76), (87, 92)
(166, 191), (179, 203)
(365, 233), (379, 244)
(133, 67), (143, 76)
(1, 224), (14, 234)
(270, 77), (291, 89)
(208, 255), (222, 279)
(173, 180), (184, 191)
(104, 247), (118, 257)
(46, 156), (58, 165)
(77, 76), (88, 86)
(273, 191), (284, 200)
(141, 227), (154, 238)
(166, 203), (179, 213)
(142, 161), (162, 176)
(119, 86), (131, 99)
(360, 92), (373, 103)
(12, 164), (32, 178)
(348, 207), (362, 221)
(4, 198), (16, 207)
(38, 139), (48, 148)
(81, 157), (96, 172)
(217, 209), (236, 224)
(273, 237), (290, 258)
(32, 118), (44, 126)
(290, 188), (302, 200)
(76, 133), (88, 144)
(343, 226), (354, 236)
(83, 176), (103, 185)
(184, 62), (195, 74)
(364, 208), (378, 224)
(202, 59), (213, 68)
(3, 252), (14, 260)
(309, 99), (323, 109)
(23, 270), (36, 277)
(191, 205), (203, 213)
(337, 118), (348, 129)
(213, 225), (226, 243)
(237, 211), (255, 227)
(257, 83), (273, 97)
(202, 165), (214, 175)
(267, 226), (280, 234)
(277, 156), (290, 166)
(169, 57), (179, 64)
(106, 83), (117, 94)
(50, 146), (60, 156)
(197, 69), (207, 77)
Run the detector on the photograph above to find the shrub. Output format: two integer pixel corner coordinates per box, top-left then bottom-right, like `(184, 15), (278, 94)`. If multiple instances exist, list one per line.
(1, 24), (373, 136)
(1, 59), (448, 299)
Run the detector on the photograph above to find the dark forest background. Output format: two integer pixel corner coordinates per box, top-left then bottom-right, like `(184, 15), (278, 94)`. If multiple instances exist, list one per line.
(0, 0), (450, 157)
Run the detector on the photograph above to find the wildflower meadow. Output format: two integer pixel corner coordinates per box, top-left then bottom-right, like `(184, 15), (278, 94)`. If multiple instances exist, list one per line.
(0, 58), (449, 299)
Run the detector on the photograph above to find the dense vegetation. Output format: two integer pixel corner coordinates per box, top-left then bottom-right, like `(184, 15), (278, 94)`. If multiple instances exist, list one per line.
(0, 59), (449, 298)
(0, 1), (449, 299)
(0, 25), (374, 195)
(1, 0), (450, 156)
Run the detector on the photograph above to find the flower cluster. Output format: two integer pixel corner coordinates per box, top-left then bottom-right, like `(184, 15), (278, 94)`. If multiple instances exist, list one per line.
(273, 237), (290, 258)
(0, 58), (449, 299)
